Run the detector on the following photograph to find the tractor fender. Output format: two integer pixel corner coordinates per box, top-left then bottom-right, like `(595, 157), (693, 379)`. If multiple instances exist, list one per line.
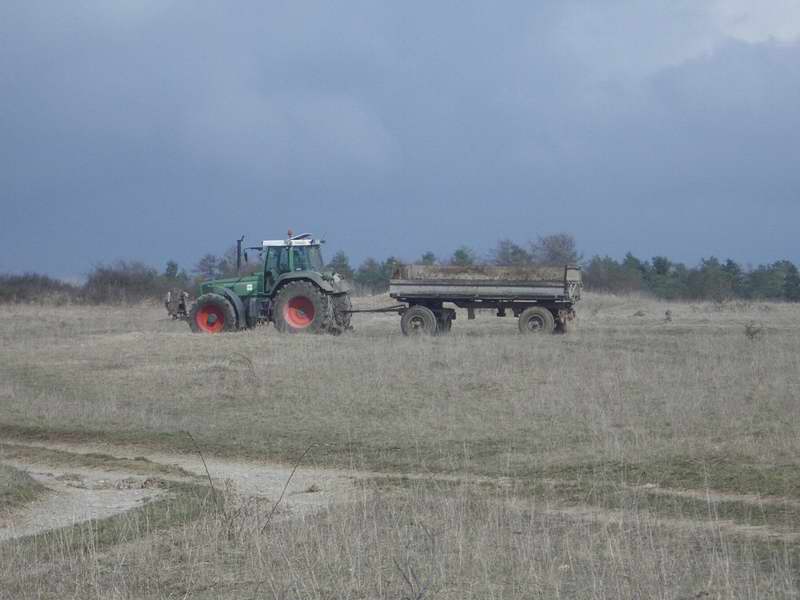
(273, 272), (335, 295)
(209, 287), (246, 329)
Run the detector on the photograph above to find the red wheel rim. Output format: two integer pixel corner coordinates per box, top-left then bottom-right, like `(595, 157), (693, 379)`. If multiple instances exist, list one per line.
(284, 296), (315, 328)
(196, 304), (225, 333)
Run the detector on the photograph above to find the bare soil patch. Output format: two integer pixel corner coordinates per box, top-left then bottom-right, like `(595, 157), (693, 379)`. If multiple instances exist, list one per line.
(0, 465), (163, 542)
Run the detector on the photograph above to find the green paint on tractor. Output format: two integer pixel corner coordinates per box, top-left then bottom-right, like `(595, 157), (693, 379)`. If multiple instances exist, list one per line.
(168, 233), (352, 335)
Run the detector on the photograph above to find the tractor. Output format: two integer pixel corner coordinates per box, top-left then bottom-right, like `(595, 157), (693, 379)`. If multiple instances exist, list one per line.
(172, 233), (352, 334)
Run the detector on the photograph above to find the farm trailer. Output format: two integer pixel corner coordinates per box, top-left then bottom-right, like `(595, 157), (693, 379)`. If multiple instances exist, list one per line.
(376, 264), (582, 336)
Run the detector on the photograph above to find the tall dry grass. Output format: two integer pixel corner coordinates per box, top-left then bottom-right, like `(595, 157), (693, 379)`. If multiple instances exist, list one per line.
(1, 293), (799, 597)
(0, 294), (798, 479)
(0, 464), (45, 511)
(1, 480), (797, 599)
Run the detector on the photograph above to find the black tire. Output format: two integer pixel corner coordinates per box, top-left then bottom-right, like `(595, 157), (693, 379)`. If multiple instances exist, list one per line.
(518, 306), (555, 335)
(556, 318), (575, 334)
(273, 281), (332, 334)
(331, 293), (353, 331)
(401, 305), (438, 336)
(189, 293), (237, 334)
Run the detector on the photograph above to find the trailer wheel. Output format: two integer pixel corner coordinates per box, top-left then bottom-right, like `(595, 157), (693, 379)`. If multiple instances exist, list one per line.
(331, 293), (353, 331)
(518, 306), (555, 335)
(189, 293), (237, 334)
(401, 305), (438, 336)
(436, 315), (453, 334)
(556, 318), (575, 334)
(556, 309), (576, 334)
(273, 281), (331, 334)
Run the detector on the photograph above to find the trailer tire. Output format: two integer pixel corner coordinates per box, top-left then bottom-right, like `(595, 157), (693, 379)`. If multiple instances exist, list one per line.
(556, 318), (575, 334)
(331, 293), (352, 332)
(518, 306), (555, 335)
(436, 314), (453, 334)
(554, 308), (577, 334)
(401, 305), (438, 336)
(274, 281), (331, 334)
(189, 293), (237, 334)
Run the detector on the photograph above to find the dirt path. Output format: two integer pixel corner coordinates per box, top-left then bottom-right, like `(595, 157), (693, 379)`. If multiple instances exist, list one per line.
(3, 436), (800, 544)
(540, 504), (800, 543)
(627, 482), (800, 509)
(0, 438), (361, 542)
(0, 465), (163, 542)
(0, 436), (509, 501)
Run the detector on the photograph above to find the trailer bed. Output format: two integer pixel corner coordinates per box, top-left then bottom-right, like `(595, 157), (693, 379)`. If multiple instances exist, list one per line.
(375, 264), (581, 336)
(389, 265), (581, 303)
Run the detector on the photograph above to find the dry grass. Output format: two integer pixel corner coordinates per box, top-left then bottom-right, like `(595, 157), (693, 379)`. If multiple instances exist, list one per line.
(1, 293), (799, 597)
(0, 464), (46, 511)
(1, 295), (798, 479)
(1, 481), (798, 599)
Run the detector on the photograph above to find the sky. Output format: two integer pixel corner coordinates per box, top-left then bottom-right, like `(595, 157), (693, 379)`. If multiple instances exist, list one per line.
(1, 1), (799, 279)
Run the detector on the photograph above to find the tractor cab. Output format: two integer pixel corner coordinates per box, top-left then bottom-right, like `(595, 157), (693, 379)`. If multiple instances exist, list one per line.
(262, 233), (326, 293)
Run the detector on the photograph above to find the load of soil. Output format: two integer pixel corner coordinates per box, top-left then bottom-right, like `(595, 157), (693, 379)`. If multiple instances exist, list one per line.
(395, 264), (566, 282)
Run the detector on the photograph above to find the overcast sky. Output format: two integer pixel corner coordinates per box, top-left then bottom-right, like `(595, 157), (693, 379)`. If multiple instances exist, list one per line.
(1, 1), (798, 278)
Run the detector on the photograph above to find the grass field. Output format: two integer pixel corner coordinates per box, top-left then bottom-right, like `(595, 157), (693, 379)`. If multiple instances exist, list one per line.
(1, 294), (799, 598)
(0, 463), (45, 511)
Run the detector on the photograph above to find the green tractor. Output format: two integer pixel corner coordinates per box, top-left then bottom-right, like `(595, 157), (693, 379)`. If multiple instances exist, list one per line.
(172, 233), (352, 335)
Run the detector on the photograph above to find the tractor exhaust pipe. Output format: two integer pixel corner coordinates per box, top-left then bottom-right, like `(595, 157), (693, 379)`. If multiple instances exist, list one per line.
(236, 235), (245, 274)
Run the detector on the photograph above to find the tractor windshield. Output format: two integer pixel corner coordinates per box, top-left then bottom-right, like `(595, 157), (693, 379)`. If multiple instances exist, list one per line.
(291, 245), (324, 272)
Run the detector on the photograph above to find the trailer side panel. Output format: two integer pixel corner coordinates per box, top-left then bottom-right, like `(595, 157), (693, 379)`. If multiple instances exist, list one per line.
(389, 265), (581, 303)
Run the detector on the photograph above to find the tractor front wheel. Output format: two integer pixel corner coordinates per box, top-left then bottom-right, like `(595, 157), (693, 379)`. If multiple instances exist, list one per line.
(273, 281), (331, 334)
(189, 293), (237, 334)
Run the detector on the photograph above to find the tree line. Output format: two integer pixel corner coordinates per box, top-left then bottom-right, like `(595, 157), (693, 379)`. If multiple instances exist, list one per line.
(583, 254), (800, 302)
(326, 234), (582, 294)
(324, 234), (800, 301)
(0, 233), (798, 303)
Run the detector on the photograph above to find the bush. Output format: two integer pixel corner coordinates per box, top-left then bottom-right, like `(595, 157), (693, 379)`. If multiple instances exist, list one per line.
(84, 261), (185, 304)
(353, 257), (400, 295)
(0, 273), (82, 304)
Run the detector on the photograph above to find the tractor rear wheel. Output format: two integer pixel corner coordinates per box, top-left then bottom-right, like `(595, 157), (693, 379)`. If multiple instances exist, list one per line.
(273, 281), (331, 334)
(401, 305), (438, 336)
(518, 306), (555, 335)
(189, 293), (237, 334)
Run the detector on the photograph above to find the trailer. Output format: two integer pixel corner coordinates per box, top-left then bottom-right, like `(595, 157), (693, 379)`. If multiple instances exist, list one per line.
(383, 264), (582, 336)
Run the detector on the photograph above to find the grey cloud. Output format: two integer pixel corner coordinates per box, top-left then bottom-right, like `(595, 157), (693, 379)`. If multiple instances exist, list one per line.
(1, 2), (798, 276)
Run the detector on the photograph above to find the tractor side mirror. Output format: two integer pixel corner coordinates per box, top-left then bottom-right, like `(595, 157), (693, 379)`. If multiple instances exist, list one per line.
(244, 251), (249, 263)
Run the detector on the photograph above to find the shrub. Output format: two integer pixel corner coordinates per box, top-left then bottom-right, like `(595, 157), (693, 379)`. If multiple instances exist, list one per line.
(0, 273), (82, 304)
(84, 261), (174, 304)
